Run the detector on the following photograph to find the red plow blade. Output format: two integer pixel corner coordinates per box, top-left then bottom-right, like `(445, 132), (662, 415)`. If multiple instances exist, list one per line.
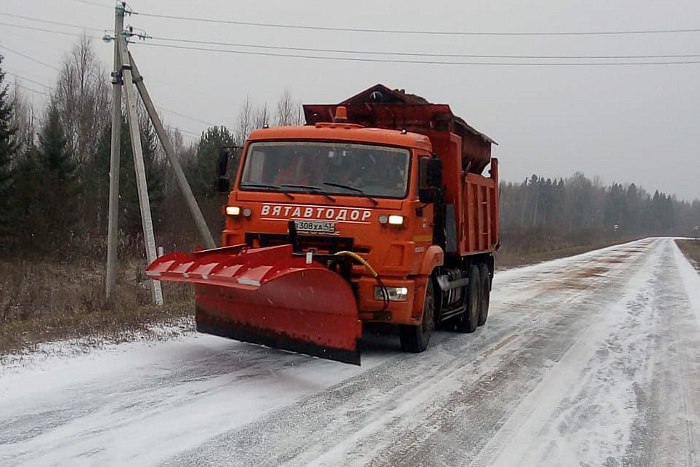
(146, 244), (362, 364)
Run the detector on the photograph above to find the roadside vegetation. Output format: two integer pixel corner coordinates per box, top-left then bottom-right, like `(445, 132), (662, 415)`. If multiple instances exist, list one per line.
(0, 258), (193, 356)
(1, 40), (699, 356)
(676, 239), (700, 271)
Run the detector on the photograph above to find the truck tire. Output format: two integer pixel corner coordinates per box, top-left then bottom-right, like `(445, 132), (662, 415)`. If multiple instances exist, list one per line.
(400, 279), (435, 352)
(478, 264), (491, 326)
(455, 265), (480, 333)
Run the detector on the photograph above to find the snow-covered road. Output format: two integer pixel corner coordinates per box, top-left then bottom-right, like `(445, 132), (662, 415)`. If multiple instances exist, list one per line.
(1, 238), (699, 466)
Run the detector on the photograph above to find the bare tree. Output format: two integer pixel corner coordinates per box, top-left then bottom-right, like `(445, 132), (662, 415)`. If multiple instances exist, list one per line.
(162, 124), (194, 198)
(235, 96), (254, 144)
(9, 84), (36, 153)
(253, 102), (269, 129)
(275, 89), (301, 126)
(53, 35), (110, 167)
(51, 36), (110, 232)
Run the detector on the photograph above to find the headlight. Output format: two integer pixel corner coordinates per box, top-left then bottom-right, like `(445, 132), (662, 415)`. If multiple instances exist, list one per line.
(388, 215), (404, 225)
(226, 206), (241, 216)
(378, 214), (405, 225)
(374, 286), (409, 301)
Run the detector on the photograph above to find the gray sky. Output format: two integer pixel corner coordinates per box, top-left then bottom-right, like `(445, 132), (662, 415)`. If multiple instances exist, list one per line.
(2, 0), (699, 201)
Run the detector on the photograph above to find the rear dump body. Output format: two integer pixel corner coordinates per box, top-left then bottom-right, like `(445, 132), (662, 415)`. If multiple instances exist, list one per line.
(147, 84), (499, 364)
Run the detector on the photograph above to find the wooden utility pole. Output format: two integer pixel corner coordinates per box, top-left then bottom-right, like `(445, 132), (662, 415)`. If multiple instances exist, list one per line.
(105, 2), (215, 303)
(105, 2), (162, 304)
(105, 4), (124, 301)
(117, 31), (163, 305)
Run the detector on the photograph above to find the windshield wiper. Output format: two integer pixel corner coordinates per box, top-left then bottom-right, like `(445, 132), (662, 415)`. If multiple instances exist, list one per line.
(322, 182), (378, 206)
(280, 184), (336, 202)
(239, 183), (294, 200)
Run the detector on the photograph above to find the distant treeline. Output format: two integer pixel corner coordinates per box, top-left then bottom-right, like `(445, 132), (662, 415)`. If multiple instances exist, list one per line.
(501, 174), (699, 237)
(499, 175), (699, 256)
(1, 39), (698, 262)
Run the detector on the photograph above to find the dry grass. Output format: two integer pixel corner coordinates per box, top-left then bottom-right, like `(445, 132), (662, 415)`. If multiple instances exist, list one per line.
(0, 258), (194, 356)
(676, 239), (700, 271)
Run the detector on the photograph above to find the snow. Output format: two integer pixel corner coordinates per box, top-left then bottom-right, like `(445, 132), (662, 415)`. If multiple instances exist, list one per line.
(674, 241), (700, 324)
(478, 241), (663, 466)
(1, 238), (699, 466)
(1, 335), (384, 466)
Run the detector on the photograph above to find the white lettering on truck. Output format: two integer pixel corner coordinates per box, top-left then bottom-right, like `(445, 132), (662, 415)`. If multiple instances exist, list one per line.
(259, 203), (373, 224)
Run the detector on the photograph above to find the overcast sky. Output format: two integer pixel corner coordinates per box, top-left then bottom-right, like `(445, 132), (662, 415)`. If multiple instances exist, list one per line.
(2, 0), (699, 201)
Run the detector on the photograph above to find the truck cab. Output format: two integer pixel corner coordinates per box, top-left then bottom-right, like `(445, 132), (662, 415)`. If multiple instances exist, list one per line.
(223, 123), (440, 330)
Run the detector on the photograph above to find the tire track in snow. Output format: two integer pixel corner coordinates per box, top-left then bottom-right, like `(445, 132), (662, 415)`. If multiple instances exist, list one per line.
(642, 242), (700, 467)
(0, 340), (374, 466)
(163, 240), (656, 466)
(473, 239), (700, 467)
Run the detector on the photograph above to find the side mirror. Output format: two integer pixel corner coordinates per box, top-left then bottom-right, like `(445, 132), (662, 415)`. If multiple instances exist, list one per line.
(418, 156), (443, 203)
(217, 176), (230, 193)
(217, 148), (231, 193)
(419, 187), (441, 203)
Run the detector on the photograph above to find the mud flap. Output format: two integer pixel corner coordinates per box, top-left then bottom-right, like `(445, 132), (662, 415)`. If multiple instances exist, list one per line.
(147, 244), (362, 364)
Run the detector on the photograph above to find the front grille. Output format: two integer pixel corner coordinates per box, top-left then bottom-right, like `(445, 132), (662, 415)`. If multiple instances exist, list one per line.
(245, 232), (360, 253)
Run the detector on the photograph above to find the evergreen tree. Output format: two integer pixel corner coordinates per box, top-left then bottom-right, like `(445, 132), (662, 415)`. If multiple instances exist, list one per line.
(188, 126), (234, 198)
(138, 118), (164, 231)
(0, 55), (18, 243)
(604, 183), (627, 232)
(12, 143), (43, 251)
(94, 115), (164, 239)
(38, 105), (76, 181)
(35, 104), (79, 251)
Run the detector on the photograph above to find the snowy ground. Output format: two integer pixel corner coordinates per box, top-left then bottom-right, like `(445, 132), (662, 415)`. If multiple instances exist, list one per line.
(1, 238), (699, 466)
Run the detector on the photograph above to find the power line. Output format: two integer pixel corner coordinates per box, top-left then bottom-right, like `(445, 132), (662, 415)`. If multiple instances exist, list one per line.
(157, 106), (220, 127)
(134, 10), (700, 37)
(5, 71), (54, 90)
(4, 12), (700, 62)
(0, 12), (105, 33)
(0, 44), (61, 71)
(150, 35), (700, 61)
(0, 21), (100, 40)
(3, 27), (71, 53)
(138, 42), (700, 66)
(176, 128), (201, 138)
(69, 0), (114, 9)
(11, 81), (50, 97)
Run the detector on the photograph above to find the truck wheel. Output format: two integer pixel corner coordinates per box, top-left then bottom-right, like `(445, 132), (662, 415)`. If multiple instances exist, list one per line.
(400, 279), (435, 352)
(455, 265), (480, 333)
(478, 264), (491, 326)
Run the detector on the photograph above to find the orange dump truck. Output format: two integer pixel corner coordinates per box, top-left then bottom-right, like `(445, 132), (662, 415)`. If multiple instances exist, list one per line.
(147, 84), (499, 364)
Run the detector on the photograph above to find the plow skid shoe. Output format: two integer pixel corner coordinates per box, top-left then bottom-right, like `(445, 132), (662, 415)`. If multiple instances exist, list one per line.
(147, 244), (362, 364)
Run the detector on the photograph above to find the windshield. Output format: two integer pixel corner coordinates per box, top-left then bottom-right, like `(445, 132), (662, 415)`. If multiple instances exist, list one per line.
(239, 141), (410, 198)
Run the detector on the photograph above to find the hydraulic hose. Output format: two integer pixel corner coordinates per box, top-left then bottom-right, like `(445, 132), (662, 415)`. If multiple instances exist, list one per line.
(333, 251), (389, 311)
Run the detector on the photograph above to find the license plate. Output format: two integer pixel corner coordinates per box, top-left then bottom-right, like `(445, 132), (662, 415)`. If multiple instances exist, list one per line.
(293, 219), (335, 234)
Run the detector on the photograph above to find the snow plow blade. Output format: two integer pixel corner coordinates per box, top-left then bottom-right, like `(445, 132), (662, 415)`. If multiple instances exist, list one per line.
(146, 244), (362, 364)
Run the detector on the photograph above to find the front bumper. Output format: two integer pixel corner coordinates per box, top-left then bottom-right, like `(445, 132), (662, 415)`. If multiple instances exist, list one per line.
(356, 276), (426, 325)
